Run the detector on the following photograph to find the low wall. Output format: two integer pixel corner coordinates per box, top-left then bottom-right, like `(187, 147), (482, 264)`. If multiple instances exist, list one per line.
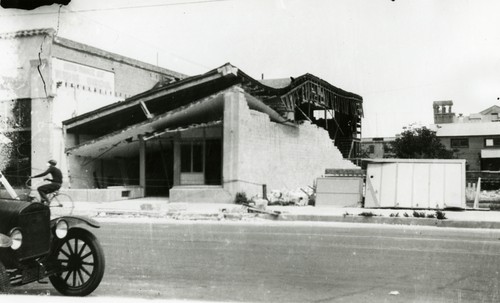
(0, 186), (144, 202)
(169, 186), (232, 203)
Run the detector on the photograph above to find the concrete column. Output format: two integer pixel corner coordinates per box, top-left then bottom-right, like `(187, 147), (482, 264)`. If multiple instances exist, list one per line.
(139, 135), (146, 190)
(222, 89), (242, 196)
(173, 140), (181, 186)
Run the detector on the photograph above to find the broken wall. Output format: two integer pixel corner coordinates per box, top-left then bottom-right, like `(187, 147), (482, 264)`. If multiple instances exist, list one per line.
(223, 88), (357, 199)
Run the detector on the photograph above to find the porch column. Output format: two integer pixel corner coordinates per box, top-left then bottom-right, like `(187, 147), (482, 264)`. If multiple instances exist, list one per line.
(173, 140), (181, 186)
(139, 135), (146, 189)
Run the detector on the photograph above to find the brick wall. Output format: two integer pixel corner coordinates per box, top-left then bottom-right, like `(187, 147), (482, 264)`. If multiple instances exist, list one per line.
(224, 89), (358, 198)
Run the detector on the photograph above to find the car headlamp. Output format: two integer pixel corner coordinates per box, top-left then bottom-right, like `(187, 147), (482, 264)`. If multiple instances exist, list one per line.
(9, 228), (23, 250)
(0, 233), (12, 248)
(55, 220), (68, 239)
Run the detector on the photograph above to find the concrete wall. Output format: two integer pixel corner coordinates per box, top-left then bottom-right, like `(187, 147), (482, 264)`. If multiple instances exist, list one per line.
(223, 88), (358, 200)
(0, 35), (50, 100)
(1, 33), (184, 197)
(52, 42), (173, 99)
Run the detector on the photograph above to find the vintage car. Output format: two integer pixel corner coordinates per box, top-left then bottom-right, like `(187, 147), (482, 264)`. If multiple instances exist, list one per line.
(0, 199), (105, 296)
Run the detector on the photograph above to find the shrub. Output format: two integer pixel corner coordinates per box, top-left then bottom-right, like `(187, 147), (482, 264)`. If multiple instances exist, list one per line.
(436, 210), (447, 220)
(234, 192), (248, 204)
(413, 211), (426, 218)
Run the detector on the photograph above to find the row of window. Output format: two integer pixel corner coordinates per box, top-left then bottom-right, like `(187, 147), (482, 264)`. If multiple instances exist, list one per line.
(451, 138), (500, 148)
(59, 82), (131, 98)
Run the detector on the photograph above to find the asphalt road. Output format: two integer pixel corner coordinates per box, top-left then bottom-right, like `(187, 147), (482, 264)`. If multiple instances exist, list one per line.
(10, 220), (500, 302)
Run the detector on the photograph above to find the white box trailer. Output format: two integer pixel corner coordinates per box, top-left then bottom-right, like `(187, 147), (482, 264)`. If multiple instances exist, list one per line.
(364, 159), (466, 209)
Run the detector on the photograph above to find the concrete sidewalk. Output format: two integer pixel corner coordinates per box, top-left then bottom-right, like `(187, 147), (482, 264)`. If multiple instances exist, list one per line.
(49, 197), (500, 229)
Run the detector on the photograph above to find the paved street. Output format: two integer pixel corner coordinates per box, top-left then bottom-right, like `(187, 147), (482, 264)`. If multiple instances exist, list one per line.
(10, 220), (500, 302)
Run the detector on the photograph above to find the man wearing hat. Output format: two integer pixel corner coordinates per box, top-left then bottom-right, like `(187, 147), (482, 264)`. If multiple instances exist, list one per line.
(31, 159), (63, 204)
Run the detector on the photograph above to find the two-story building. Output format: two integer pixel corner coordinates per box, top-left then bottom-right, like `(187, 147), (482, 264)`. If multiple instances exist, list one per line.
(0, 28), (185, 198)
(431, 101), (500, 171)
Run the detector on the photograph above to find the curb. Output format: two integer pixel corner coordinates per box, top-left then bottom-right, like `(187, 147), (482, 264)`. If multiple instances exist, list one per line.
(278, 214), (500, 229)
(68, 208), (500, 229)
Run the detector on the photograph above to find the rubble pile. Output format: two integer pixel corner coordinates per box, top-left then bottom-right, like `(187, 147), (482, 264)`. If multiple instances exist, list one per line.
(465, 188), (500, 202)
(265, 188), (312, 206)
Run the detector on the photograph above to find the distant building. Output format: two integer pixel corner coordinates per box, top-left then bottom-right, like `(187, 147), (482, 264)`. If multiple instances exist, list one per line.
(360, 137), (396, 159)
(431, 101), (500, 171)
(0, 28), (185, 192)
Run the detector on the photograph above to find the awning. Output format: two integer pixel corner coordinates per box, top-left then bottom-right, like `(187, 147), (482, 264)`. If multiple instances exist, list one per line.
(481, 149), (500, 159)
(66, 93), (226, 159)
(65, 88), (291, 159)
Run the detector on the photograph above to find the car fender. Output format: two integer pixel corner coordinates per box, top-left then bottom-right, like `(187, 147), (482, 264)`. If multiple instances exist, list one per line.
(0, 233), (11, 248)
(50, 216), (100, 230)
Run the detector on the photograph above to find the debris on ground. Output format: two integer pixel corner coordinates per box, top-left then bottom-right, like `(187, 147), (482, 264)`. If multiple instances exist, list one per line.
(242, 202), (281, 217)
(267, 188), (310, 206)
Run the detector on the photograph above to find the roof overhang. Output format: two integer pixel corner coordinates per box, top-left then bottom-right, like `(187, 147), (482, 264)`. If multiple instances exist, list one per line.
(66, 88), (291, 159)
(66, 92), (226, 159)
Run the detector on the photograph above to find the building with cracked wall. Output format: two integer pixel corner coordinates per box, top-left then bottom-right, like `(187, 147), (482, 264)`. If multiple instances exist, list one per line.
(0, 29), (363, 203)
(63, 63), (363, 203)
(0, 28), (185, 194)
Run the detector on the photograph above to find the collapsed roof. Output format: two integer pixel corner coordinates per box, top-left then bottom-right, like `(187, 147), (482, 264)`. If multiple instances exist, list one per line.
(63, 63), (363, 158)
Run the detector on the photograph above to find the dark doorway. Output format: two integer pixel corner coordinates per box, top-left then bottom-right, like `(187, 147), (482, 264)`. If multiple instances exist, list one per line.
(204, 139), (222, 185)
(145, 139), (174, 196)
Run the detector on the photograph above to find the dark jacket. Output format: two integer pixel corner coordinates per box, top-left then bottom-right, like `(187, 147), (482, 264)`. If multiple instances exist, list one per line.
(33, 166), (63, 184)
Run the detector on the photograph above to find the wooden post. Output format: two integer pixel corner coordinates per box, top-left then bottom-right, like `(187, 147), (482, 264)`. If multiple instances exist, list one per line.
(473, 178), (481, 209)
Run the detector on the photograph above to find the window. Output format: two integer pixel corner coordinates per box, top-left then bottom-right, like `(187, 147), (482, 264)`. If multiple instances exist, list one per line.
(450, 138), (469, 148)
(181, 142), (203, 173)
(485, 138), (500, 147)
(368, 145), (375, 153)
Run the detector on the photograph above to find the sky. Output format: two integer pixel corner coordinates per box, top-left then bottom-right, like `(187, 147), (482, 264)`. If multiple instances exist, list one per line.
(1, 0), (500, 137)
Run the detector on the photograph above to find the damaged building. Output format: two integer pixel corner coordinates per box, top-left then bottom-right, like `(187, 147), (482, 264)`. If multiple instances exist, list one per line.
(63, 63), (363, 203)
(0, 28), (185, 192)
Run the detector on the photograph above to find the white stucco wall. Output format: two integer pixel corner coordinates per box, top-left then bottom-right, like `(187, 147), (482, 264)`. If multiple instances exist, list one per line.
(223, 89), (358, 199)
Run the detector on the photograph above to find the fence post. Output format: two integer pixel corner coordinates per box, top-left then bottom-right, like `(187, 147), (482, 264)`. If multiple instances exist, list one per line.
(473, 178), (481, 209)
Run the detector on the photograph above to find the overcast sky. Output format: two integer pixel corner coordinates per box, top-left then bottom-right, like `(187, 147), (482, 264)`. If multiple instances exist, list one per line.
(1, 0), (500, 137)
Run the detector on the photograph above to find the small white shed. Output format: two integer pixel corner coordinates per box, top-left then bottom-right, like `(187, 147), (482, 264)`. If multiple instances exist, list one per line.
(364, 159), (466, 209)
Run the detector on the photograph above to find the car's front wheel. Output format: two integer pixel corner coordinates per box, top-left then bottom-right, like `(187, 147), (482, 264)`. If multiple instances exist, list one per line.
(49, 228), (105, 296)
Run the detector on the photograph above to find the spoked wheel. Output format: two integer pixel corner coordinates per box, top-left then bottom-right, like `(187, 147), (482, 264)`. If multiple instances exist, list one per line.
(49, 229), (105, 296)
(49, 193), (75, 216)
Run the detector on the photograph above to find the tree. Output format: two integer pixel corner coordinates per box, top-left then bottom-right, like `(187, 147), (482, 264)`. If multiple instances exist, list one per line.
(390, 126), (454, 159)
